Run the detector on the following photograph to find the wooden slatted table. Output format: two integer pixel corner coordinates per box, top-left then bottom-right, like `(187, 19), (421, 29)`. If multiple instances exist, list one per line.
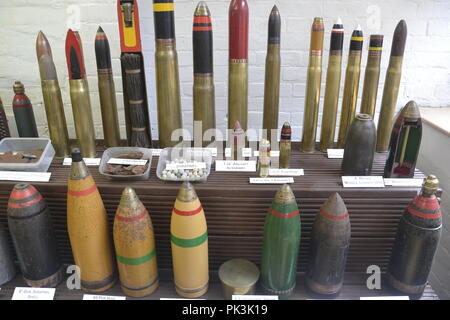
(0, 147), (435, 299)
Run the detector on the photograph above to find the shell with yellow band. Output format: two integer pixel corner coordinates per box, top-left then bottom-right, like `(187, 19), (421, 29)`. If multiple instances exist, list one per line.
(67, 149), (116, 293)
(114, 187), (159, 297)
(171, 182), (209, 298)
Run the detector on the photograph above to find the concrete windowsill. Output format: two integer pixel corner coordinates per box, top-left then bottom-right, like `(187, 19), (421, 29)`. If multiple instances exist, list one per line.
(420, 107), (450, 138)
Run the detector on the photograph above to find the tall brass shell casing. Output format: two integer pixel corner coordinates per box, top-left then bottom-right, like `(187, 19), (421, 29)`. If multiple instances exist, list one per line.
(302, 17), (324, 153)
(97, 71), (121, 147)
(69, 79), (97, 158)
(262, 6), (281, 136)
(153, 0), (183, 148)
(228, 0), (249, 131)
(360, 35), (383, 118)
(95, 27), (121, 148)
(155, 41), (183, 148)
(337, 27), (363, 148)
(37, 31), (70, 157)
(40, 80), (70, 157)
(376, 20), (407, 152)
(319, 20), (344, 152)
(193, 2), (216, 147)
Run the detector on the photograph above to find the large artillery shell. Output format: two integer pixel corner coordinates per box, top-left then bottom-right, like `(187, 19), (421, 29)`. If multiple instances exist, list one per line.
(0, 222), (16, 286)
(37, 31), (70, 158)
(171, 182), (209, 298)
(154, 0), (183, 148)
(387, 175), (442, 298)
(279, 122), (291, 169)
(262, 5), (281, 135)
(96, 27), (121, 148)
(7, 184), (63, 287)
(337, 28), (363, 148)
(341, 114), (376, 176)
(384, 101), (422, 178)
(69, 79), (97, 158)
(228, 0), (249, 131)
(261, 184), (300, 298)
(302, 17), (324, 153)
(114, 187), (159, 297)
(377, 20), (407, 152)
(12, 81), (39, 138)
(306, 193), (350, 296)
(360, 35), (383, 118)
(0, 97), (11, 140)
(193, 2), (216, 147)
(319, 19), (344, 152)
(67, 149), (116, 292)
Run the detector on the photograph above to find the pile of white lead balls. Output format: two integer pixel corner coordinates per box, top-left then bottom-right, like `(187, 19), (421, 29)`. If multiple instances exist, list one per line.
(162, 158), (207, 180)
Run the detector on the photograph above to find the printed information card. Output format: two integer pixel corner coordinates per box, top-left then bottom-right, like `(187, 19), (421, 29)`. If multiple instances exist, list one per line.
(215, 160), (256, 172)
(327, 149), (344, 159)
(107, 158), (148, 166)
(83, 294), (126, 300)
(342, 176), (385, 188)
(150, 149), (163, 157)
(166, 162), (207, 170)
(269, 168), (304, 176)
(250, 177), (294, 184)
(12, 287), (55, 300)
(63, 158), (101, 166)
(384, 178), (423, 187)
(0, 171), (51, 182)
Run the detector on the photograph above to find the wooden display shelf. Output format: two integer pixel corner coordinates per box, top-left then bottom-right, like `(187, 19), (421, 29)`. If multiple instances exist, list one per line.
(0, 272), (438, 300)
(0, 147), (426, 283)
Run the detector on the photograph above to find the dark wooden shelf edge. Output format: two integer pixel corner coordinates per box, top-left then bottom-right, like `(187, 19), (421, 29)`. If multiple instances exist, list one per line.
(0, 271), (439, 300)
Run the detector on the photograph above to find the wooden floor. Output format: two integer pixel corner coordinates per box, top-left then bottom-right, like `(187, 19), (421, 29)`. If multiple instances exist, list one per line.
(0, 272), (438, 300)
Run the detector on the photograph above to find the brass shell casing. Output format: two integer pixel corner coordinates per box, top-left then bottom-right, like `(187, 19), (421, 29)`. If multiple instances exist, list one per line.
(228, 61), (248, 131)
(193, 75), (216, 147)
(69, 79), (96, 158)
(41, 80), (70, 157)
(279, 140), (291, 169)
(337, 54), (362, 148)
(302, 55), (323, 152)
(98, 70), (121, 147)
(262, 44), (281, 133)
(155, 41), (183, 148)
(360, 53), (382, 118)
(376, 57), (403, 152)
(319, 55), (342, 152)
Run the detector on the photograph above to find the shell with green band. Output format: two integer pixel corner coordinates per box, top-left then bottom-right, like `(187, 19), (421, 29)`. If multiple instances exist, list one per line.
(171, 182), (209, 298)
(113, 186), (159, 297)
(261, 184), (300, 298)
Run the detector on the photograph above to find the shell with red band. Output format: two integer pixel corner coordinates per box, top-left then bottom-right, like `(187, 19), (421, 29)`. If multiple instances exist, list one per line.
(113, 187), (159, 297)
(387, 175), (442, 298)
(67, 149), (116, 293)
(261, 184), (301, 298)
(7, 183), (63, 287)
(306, 192), (351, 296)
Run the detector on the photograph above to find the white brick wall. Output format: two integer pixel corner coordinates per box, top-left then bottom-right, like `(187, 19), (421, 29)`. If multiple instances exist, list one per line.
(0, 0), (449, 141)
